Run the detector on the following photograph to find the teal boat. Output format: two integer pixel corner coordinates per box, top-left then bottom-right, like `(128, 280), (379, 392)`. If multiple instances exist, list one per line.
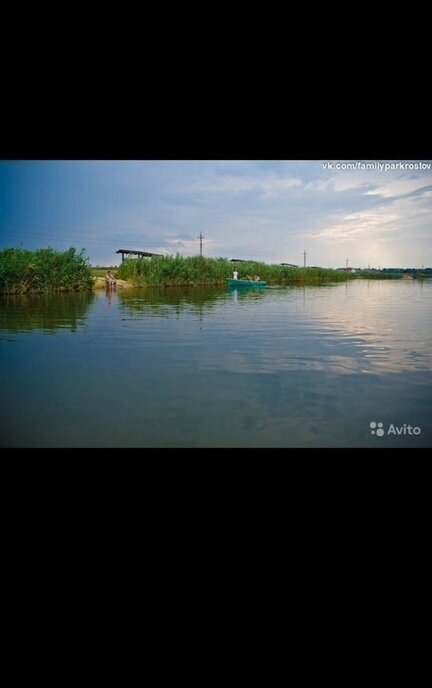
(227, 278), (267, 287)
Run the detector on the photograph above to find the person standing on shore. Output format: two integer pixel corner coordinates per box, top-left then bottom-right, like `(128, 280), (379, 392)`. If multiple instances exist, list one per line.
(233, 270), (239, 280)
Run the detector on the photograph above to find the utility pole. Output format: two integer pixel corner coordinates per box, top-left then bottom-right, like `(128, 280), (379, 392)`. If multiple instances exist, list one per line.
(346, 258), (349, 269)
(198, 232), (204, 257)
(303, 250), (307, 268)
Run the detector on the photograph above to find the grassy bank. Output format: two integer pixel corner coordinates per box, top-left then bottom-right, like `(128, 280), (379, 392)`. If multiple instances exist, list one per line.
(0, 248), (93, 294)
(3, 250), (415, 294)
(90, 267), (118, 278)
(356, 271), (403, 279)
(116, 255), (355, 287)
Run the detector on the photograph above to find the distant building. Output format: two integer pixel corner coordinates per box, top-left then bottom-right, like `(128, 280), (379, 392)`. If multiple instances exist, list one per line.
(280, 263), (298, 267)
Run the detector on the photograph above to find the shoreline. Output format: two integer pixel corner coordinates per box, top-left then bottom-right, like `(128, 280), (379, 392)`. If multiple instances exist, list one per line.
(2, 274), (429, 296)
(92, 276), (135, 290)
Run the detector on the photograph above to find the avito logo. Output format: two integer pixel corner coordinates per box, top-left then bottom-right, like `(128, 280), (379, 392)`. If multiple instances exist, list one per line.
(369, 421), (385, 437)
(369, 421), (421, 437)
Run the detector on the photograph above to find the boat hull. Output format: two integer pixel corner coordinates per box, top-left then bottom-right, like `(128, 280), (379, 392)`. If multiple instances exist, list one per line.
(227, 278), (267, 287)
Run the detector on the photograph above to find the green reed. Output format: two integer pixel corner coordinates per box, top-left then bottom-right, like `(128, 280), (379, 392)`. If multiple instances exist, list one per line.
(0, 247), (94, 294)
(116, 255), (355, 286)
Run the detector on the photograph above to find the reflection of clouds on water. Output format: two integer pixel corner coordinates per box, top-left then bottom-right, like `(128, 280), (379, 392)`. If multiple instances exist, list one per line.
(1, 280), (430, 448)
(115, 281), (432, 378)
(198, 280), (432, 378)
(301, 280), (432, 376)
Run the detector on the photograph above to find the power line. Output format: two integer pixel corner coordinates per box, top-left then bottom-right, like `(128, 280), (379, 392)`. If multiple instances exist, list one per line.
(0, 217), (157, 246)
(0, 227), (161, 247)
(1, 232), (114, 246)
(1, 214), (149, 235)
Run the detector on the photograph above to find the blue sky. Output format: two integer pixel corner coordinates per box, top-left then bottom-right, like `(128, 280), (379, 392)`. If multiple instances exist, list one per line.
(0, 160), (431, 267)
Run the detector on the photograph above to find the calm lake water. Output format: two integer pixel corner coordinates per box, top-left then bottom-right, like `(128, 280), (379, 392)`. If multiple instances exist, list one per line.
(1, 280), (431, 448)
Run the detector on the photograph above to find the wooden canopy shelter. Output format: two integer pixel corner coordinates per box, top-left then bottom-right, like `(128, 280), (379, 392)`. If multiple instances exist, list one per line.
(116, 249), (163, 263)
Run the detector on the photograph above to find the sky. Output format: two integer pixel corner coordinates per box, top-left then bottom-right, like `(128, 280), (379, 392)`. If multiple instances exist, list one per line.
(0, 160), (431, 268)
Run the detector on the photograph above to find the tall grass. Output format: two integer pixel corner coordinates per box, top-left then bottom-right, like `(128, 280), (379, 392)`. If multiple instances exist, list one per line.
(0, 247), (93, 294)
(116, 255), (354, 286)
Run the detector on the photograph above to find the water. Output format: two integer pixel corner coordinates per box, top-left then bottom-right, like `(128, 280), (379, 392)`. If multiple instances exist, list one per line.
(0, 280), (431, 447)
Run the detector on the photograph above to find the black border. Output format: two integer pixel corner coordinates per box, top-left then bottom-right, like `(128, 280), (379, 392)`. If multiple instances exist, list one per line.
(1, 139), (431, 161)
(2, 100), (431, 161)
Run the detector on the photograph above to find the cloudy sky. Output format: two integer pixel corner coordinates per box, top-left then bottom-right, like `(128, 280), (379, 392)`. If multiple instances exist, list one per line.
(0, 160), (431, 268)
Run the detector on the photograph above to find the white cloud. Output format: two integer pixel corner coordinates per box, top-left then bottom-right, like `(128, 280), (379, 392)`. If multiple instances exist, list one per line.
(365, 175), (432, 198)
(172, 173), (302, 198)
(260, 177), (301, 197)
(316, 167), (432, 198)
(3, 160), (431, 269)
(311, 194), (431, 244)
(313, 213), (398, 242)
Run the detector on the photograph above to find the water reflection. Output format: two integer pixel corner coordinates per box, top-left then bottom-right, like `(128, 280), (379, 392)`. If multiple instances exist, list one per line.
(0, 280), (430, 447)
(298, 280), (432, 376)
(118, 286), (228, 318)
(105, 285), (117, 304)
(201, 280), (432, 378)
(113, 281), (432, 376)
(0, 292), (95, 334)
(229, 287), (267, 302)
